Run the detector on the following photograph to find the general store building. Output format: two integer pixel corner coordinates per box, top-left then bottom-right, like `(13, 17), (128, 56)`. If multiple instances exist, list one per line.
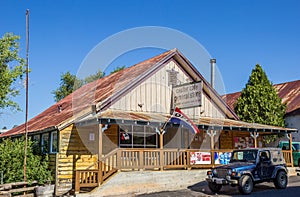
(0, 49), (297, 195)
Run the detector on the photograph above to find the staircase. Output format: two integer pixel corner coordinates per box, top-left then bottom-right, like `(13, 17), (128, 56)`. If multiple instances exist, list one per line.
(75, 149), (118, 193)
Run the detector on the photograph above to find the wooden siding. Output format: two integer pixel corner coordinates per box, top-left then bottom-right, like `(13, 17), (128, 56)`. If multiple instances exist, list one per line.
(110, 60), (225, 119)
(55, 124), (98, 196)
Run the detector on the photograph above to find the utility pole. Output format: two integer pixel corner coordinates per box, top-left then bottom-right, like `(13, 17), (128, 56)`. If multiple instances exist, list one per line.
(24, 9), (29, 183)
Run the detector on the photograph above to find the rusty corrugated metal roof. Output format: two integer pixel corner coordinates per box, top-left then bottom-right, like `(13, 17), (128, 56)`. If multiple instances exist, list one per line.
(222, 80), (300, 116)
(0, 50), (174, 138)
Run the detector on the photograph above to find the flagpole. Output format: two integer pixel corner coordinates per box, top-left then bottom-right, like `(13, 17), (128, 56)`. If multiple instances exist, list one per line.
(24, 9), (29, 183)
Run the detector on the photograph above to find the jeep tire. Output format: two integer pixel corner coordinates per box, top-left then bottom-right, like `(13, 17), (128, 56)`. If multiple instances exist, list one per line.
(238, 175), (253, 194)
(208, 182), (222, 193)
(274, 171), (288, 189)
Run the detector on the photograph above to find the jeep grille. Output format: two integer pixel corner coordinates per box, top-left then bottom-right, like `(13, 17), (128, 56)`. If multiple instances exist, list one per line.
(215, 169), (228, 178)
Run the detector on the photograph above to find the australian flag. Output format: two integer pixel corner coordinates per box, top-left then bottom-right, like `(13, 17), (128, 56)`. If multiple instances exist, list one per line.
(169, 107), (200, 134)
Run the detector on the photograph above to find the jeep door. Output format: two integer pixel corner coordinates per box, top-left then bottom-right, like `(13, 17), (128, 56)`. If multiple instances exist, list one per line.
(258, 150), (274, 179)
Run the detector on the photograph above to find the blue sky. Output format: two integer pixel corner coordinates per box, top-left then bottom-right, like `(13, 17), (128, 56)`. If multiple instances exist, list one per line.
(1, 0), (300, 129)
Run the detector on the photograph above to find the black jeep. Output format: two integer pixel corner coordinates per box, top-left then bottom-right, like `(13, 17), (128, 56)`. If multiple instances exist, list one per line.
(206, 148), (288, 195)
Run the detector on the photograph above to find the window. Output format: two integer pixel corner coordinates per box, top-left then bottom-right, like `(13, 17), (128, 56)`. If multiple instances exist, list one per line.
(41, 133), (49, 153)
(50, 131), (58, 153)
(32, 135), (41, 154)
(119, 125), (158, 148)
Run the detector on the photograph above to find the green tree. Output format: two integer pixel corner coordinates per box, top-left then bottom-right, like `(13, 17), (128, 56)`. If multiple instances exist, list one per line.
(0, 138), (52, 184)
(52, 69), (105, 102)
(110, 65), (126, 74)
(234, 64), (286, 143)
(0, 33), (26, 112)
(84, 69), (105, 84)
(52, 72), (82, 102)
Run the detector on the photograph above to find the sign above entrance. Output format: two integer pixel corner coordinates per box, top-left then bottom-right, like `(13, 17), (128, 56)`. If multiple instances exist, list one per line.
(173, 81), (202, 109)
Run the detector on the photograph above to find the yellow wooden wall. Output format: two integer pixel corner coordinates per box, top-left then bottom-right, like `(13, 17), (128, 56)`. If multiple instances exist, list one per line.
(55, 124), (98, 196)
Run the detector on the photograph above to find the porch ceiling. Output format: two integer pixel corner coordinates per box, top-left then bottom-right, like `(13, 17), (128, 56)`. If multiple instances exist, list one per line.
(98, 110), (298, 134)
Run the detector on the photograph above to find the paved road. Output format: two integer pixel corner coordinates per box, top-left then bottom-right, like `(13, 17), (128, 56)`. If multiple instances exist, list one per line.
(137, 175), (300, 197)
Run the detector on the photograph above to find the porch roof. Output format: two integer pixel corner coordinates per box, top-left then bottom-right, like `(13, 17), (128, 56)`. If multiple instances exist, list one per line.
(98, 110), (298, 134)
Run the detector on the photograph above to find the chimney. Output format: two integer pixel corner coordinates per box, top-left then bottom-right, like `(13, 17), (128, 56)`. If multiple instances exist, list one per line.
(210, 59), (216, 88)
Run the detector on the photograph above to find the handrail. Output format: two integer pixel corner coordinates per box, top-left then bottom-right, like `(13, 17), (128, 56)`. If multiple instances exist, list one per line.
(75, 148), (119, 193)
(85, 148), (119, 170)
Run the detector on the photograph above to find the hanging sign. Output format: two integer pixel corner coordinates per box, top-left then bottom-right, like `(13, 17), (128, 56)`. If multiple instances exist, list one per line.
(173, 81), (202, 109)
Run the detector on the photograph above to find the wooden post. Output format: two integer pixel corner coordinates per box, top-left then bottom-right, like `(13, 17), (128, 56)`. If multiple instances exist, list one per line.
(98, 123), (103, 185)
(289, 133), (294, 167)
(98, 124), (103, 161)
(75, 171), (80, 193)
(210, 130), (215, 167)
(160, 130), (164, 171)
(254, 132), (257, 148)
(98, 161), (103, 185)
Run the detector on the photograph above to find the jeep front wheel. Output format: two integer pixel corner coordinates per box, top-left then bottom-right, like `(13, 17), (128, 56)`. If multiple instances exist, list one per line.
(274, 171), (288, 189)
(208, 182), (222, 193)
(238, 175), (253, 194)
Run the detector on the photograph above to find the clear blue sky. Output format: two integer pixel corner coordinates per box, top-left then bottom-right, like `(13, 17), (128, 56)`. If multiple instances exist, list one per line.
(1, 0), (300, 129)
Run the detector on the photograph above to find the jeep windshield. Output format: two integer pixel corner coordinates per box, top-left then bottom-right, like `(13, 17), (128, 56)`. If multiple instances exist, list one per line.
(230, 150), (257, 163)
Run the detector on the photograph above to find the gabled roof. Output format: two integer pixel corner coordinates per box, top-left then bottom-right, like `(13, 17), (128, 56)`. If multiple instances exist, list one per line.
(222, 80), (300, 116)
(1, 49), (238, 138)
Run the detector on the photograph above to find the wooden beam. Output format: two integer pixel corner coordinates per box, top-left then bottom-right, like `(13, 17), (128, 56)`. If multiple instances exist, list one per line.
(289, 133), (294, 167)
(210, 130), (215, 166)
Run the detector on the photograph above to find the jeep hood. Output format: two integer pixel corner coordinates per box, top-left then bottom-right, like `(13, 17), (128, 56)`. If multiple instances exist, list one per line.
(216, 162), (256, 170)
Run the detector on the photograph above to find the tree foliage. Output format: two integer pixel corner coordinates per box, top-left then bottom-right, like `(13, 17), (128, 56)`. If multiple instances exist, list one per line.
(52, 69), (105, 102)
(0, 138), (52, 184)
(234, 64), (286, 143)
(110, 65), (126, 74)
(0, 33), (26, 112)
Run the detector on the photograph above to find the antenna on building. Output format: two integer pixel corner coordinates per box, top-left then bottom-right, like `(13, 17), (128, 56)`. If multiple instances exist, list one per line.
(24, 9), (29, 183)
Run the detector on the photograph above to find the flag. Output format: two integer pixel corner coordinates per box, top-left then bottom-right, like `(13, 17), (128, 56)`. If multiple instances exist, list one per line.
(168, 107), (200, 134)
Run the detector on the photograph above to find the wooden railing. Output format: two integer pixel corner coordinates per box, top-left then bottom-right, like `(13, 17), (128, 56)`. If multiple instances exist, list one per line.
(75, 148), (294, 193)
(282, 150), (293, 167)
(75, 149), (118, 193)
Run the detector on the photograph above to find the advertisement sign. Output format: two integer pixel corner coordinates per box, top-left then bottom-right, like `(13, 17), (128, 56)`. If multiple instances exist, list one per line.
(214, 152), (232, 164)
(173, 81), (202, 109)
(190, 151), (211, 164)
(234, 137), (254, 149)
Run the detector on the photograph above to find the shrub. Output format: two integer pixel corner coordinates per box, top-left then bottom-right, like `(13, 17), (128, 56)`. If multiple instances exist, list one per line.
(0, 138), (52, 184)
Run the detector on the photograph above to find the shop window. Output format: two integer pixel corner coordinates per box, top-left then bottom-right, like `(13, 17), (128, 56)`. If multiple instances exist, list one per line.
(50, 131), (58, 153)
(119, 125), (132, 147)
(145, 127), (158, 148)
(132, 126), (145, 148)
(119, 125), (158, 148)
(41, 133), (49, 153)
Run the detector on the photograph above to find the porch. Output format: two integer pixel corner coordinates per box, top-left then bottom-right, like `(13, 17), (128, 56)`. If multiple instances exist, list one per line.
(75, 148), (294, 193)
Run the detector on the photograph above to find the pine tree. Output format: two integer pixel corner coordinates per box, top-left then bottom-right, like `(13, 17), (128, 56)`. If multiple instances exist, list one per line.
(234, 64), (286, 142)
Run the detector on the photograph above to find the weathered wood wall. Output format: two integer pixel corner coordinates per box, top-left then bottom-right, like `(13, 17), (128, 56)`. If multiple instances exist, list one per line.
(111, 60), (226, 119)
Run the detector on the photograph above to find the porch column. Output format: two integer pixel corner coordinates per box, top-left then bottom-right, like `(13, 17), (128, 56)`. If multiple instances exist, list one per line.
(98, 123), (103, 186)
(159, 129), (164, 171)
(98, 123), (103, 159)
(289, 133), (294, 167)
(250, 132), (259, 148)
(209, 129), (216, 166)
